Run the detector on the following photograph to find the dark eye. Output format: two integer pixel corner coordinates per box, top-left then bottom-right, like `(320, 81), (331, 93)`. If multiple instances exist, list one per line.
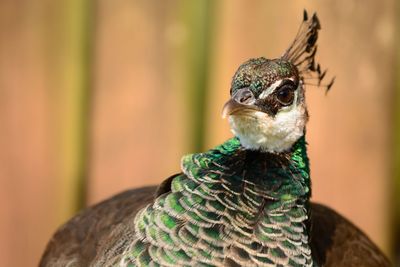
(276, 83), (295, 105)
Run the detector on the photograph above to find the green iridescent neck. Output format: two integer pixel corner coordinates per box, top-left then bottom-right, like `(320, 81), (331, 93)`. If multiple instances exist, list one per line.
(227, 136), (311, 199)
(196, 135), (311, 201)
(121, 135), (314, 266)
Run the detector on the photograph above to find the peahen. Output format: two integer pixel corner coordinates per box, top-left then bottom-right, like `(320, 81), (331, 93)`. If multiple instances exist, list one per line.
(40, 11), (390, 267)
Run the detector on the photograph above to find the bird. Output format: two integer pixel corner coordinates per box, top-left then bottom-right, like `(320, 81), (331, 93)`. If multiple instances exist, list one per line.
(40, 10), (390, 267)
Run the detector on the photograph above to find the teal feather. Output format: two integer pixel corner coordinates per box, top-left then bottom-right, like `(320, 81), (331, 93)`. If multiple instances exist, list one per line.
(120, 136), (314, 266)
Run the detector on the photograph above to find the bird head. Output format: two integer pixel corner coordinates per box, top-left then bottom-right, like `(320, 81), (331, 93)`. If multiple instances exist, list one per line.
(222, 11), (334, 153)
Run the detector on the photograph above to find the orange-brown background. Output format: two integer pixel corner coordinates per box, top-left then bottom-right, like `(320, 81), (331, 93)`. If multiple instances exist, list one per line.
(1, 0), (399, 266)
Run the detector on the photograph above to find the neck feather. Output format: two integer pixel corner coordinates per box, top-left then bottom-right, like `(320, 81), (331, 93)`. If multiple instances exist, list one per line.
(122, 136), (313, 266)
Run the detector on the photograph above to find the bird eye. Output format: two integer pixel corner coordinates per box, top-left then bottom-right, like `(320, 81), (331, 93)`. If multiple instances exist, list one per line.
(275, 84), (295, 105)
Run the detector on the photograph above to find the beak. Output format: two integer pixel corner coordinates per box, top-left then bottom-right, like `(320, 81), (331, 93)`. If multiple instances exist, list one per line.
(222, 98), (242, 118)
(222, 98), (259, 118)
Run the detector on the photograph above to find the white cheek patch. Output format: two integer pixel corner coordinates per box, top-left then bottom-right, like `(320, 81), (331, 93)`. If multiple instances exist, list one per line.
(228, 96), (306, 153)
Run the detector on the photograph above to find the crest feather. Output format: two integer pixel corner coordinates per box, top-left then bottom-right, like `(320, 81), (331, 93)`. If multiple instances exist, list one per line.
(282, 10), (334, 92)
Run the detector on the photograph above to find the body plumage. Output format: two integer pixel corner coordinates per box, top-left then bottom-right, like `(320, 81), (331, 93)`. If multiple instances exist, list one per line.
(121, 137), (312, 266)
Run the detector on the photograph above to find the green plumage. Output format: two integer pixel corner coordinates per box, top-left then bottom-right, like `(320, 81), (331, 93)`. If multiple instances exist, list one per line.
(120, 137), (313, 266)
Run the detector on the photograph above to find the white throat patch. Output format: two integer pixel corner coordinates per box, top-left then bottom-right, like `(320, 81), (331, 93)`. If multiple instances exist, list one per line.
(228, 95), (306, 153)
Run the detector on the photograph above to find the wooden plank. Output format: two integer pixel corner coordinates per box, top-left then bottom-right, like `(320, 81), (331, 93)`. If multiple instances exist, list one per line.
(0, 1), (55, 266)
(39, 0), (93, 247)
(44, 0), (93, 221)
(180, 0), (216, 151)
(392, 1), (400, 262)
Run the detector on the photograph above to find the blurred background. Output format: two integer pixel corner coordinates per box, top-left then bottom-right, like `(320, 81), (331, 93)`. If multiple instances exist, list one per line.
(0, 0), (399, 266)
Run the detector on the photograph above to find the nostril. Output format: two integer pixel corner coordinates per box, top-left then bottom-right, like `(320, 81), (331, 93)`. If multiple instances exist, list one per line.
(234, 89), (255, 104)
(239, 94), (251, 103)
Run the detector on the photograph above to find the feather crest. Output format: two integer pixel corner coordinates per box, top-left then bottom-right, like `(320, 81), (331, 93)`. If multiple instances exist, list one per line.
(282, 10), (335, 92)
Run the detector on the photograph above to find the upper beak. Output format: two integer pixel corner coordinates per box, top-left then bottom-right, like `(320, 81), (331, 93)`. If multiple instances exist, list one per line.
(222, 98), (259, 118)
(222, 98), (243, 118)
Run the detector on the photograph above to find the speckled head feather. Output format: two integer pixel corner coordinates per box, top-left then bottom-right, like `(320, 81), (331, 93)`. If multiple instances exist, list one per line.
(231, 58), (299, 98)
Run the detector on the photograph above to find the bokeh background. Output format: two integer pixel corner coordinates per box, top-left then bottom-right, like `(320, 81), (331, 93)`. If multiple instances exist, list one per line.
(1, 0), (399, 266)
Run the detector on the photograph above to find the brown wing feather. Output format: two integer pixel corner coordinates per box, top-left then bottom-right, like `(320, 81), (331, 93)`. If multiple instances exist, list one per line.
(310, 203), (390, 267)
(39, 186), (156, 267)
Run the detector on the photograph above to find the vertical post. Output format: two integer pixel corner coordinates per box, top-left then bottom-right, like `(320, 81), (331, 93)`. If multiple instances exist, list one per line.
(181, 0), (215, 152)
(392, 2), (400, 262)
(46, 0), (93, 222)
